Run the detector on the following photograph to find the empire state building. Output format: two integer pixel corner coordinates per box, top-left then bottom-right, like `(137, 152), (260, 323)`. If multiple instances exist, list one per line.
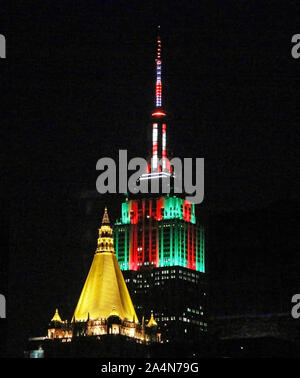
(113, 26), (207, 342)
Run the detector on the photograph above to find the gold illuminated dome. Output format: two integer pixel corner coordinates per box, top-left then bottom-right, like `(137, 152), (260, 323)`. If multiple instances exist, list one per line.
(51, 308), (62, 323)
(73, 208), (138, 323)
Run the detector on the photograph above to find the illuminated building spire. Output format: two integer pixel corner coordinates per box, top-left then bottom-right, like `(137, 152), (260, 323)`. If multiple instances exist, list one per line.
(139, 26), (170, 178)
(155, 25), (162, 108)
(148, 26), (168, 174)
(102, 206), (110, 225)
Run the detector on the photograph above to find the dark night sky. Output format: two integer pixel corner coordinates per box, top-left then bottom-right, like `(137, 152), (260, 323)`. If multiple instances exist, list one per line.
(5, 0), (300, 356)
(11, 0), (300, 210)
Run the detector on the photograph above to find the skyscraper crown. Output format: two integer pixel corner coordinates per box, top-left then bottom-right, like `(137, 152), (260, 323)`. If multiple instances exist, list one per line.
(97, 207), (114, 254)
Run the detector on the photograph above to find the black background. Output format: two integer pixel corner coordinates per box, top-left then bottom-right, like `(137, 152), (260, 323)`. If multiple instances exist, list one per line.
(3, 0), (300, 357)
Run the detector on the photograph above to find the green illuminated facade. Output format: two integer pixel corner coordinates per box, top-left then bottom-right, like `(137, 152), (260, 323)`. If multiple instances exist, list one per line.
(114, 196), (205, 272)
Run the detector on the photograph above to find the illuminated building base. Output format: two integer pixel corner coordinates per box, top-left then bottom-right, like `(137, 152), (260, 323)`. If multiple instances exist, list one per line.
(46, 313), (160, 344)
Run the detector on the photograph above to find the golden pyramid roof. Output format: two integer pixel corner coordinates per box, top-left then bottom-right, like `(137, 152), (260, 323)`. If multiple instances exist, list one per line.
(73, 208), (138, 323)
(147, 312), (157, 327)
(51, 308), (62, 323)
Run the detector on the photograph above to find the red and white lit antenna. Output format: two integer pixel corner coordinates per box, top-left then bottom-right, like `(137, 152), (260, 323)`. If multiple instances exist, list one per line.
(140, 25), (170, 177)
(155, 25), (162, 108)
(149, 25), (169, 174)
